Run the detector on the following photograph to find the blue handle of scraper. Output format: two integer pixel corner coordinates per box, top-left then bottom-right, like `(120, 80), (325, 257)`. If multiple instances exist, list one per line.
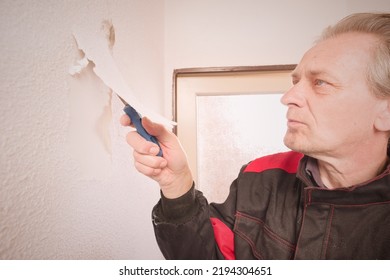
(123, 105), (163, 157)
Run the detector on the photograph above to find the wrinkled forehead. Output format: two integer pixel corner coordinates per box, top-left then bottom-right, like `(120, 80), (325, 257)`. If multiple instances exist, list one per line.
(293, 33), (377, 78)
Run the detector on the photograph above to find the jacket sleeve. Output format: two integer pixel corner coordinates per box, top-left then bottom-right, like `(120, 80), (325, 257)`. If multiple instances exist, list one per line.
(152, 167), (246, 260)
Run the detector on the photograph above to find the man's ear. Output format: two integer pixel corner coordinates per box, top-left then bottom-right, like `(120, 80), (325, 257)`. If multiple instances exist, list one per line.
(375, 99), (390, 132)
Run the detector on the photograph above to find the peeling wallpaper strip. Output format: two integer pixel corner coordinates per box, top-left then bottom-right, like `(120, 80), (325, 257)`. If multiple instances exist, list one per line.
(71, 22), (175, 129)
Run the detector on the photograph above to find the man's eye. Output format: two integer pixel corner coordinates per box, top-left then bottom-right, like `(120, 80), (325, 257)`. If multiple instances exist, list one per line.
(314, 79), (327, 86)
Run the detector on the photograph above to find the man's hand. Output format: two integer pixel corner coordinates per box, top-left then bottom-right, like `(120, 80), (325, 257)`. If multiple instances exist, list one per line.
(120, 115), (193, 199)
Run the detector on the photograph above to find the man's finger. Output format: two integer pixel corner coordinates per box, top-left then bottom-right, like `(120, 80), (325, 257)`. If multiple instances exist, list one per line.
(120, 114), (131, 126)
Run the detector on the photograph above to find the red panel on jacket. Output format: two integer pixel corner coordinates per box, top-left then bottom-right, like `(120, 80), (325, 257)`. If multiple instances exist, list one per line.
(243, 151), (303, 174)
(210, 217), (235, 260)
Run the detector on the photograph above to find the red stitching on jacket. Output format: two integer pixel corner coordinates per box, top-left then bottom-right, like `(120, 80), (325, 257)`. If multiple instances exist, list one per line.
(310, 201), (390, 207)
(234, 231), (264, 259)
(235, 211), (296, 252)
(294, 203), (308, 258)
(322, 206), (334, 259)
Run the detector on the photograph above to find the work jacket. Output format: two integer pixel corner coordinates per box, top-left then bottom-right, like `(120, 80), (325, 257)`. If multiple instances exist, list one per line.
(152, 151), (390, 259)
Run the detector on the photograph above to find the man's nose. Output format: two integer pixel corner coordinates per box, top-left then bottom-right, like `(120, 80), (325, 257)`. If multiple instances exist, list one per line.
(280, 82), (306, 108)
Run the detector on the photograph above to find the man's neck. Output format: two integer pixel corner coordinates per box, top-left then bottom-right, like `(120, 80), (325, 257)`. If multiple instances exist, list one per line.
(316, 149), (389, 189)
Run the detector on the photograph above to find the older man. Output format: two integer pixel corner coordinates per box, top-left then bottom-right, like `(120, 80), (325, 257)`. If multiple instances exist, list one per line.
(121, 13), (390, 259)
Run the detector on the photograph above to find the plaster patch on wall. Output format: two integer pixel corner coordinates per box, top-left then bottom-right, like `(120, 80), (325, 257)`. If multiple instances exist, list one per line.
(69, 55), (89, 76)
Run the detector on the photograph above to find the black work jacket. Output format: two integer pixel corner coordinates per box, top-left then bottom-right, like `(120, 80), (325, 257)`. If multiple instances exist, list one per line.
(152, 151), (390, 259)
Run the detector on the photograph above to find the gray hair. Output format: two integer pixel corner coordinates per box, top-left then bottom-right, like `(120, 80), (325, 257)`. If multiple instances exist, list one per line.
(319, 13), (390, 98)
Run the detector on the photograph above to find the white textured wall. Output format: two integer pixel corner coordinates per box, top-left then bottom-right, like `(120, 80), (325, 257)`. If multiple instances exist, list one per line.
(0, 0), (165, 259)
(1, 0), (389, 260)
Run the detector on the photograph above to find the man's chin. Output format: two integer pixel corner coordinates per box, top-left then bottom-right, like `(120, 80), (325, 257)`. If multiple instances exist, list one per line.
(283, 135), (308, 154)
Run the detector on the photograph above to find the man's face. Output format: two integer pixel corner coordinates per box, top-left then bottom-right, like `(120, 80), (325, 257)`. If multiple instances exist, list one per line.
(281, 32), (385, 159)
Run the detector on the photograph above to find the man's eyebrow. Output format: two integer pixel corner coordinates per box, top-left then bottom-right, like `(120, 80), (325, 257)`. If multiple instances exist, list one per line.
(291, 68), (340, 81)
(291, 71), (300, 80)
(309, 70), (344, 84)
(308, 69), (329, 76)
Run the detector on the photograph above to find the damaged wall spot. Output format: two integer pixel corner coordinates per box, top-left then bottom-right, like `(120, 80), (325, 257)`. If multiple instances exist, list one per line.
(67, 60), (113, 178)
(95, 89), (113, 156)
(101, 20), (116, 51)
(68, 20), (119, 177)
(72, 20), (175, 128)
(68, 19), (175, 176)
(68, 50), (89, 76)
